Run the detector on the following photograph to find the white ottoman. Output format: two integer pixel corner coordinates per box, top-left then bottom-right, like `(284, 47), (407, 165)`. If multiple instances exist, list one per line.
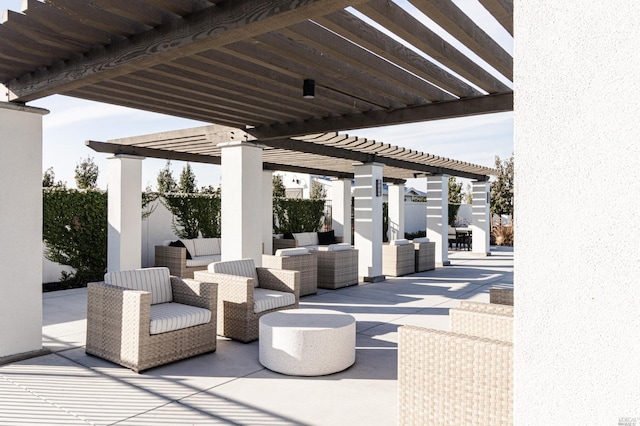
(259, 308), (356, 376)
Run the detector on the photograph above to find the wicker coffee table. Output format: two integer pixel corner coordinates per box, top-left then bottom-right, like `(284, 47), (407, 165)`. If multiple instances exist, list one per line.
(259, 308), (356, 376)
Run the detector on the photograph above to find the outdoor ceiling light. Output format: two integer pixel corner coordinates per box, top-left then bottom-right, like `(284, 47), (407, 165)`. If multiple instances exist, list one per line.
(303, 79), (315, 98)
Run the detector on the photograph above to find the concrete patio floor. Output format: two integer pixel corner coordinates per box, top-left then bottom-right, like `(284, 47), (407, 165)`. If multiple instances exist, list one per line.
(0, 247), (513, 426)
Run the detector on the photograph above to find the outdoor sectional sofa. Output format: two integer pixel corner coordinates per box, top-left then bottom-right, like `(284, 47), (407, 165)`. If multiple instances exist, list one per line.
(155, 237), (221, 278)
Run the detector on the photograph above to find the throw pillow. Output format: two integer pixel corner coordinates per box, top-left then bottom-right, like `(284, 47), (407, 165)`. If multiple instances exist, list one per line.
(168, 240), (192, 259)
(317, 230), (336, 245)
(283, 232), (295, 240)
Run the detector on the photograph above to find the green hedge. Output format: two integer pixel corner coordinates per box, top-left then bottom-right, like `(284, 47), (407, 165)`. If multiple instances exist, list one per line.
(273, 198), (325, 233)
(161, 193), (221, 239)
(43, 188), (107, 284)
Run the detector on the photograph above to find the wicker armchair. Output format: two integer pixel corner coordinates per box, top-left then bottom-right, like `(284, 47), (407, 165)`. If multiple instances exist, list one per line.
(313, 245), (359, 289)
(412, 238), (435, 272)
(86, 268), (217, 373)
(383, 239), (415, 277)
(398, 301), (514, 425)
(262, 249), (317, 296)
(194, 259), (299, 343)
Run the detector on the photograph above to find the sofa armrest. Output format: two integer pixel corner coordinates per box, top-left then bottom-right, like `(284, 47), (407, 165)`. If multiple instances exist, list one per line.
(193, 270), (254, 305)
(171, 276), (217, 311)
(155, 245), (187, 275)
(273, 238), (297, 253)
(256, 267), (300, 297)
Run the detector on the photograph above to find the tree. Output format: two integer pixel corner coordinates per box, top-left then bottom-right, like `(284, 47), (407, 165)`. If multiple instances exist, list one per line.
(179, 163), (197, 193)
(157, 160), (177, 193)
(310, 179), (327, 199)
(448, 177), (463, 226)
(74, 156), (99, 189)
(273, 174), (286, 198)
(490, 154), (514, 222)
(43, 167), (66, 188)
(464, 183), (473, 205)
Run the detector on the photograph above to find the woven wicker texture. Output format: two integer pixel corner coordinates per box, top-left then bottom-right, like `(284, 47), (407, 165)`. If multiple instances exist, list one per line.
(382, 243), (415, 277)
(450, 302), (514, 343)
(85, 276), (217, 373)
(262, 253), (318, 296)
(490, 287), (514, 306)
(314, 249), (359, 289)
(194, 266), (299, 342)
(413, 242), (435, 272)
(272, 238), (297, 254)
(155, 245), (207, 279)
(398, 325), (513, 426)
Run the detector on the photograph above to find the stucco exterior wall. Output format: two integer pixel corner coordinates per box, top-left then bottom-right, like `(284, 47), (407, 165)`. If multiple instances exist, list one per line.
(515, 2), (640, 422)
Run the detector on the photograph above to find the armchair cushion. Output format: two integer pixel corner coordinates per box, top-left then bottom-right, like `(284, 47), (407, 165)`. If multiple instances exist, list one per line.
(192, 238), (220, 256)
(316, 243), (353, 252)
(294, 232), (319, 247)
(412, 237), (430, 243)
(186, 255), (221, 267)
(389, 238), (410, 245)
(149, 302), (212, 335)
(275, 247), (309, 256)
(104, 267), (172, 305)
(253, 288), (297, 313)
(180, 239), (197, 258)
(209, 258), (259, 288)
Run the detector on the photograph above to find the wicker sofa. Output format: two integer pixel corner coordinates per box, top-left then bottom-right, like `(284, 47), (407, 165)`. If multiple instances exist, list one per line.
(398, 300), (514, 425)
(194, 258), (299, 342)
(86, 267), (217, 373)
(155, 237), (221, 278)
(412, 237), (435, 272)
(382, 239), (415, 277)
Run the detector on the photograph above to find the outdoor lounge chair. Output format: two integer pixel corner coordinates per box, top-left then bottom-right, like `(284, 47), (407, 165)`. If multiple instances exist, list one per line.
(412, 237), (435, 272)
(86, 267), (217, 373)
(383, 239), (415, 277)
(398, 300), (513, 425)
(313, 244), (359, 289)
(262, 248), (318, 296)
(194, 258), (299, 342)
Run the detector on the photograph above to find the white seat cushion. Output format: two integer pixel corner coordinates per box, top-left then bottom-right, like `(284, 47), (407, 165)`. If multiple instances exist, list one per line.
(412, 237), (430, 243)
(192, 238), (221, 256)
(253, 288), (296, 313)
(209, 258), (259, 287)
(390, 239), (411, 245)
(149, 302), (211, 335)
(317, 243), (353, 252)
(294, 232), (319, 247)
(186, 255), (221, 267)
(105, 267), (172, 305)
(275, 247), (309, 256)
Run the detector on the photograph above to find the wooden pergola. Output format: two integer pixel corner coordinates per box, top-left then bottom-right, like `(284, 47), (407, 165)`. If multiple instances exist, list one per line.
(1, 0), (512, 141)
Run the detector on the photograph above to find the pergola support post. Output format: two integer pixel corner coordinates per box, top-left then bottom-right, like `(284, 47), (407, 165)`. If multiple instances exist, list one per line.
(219, 141), (264, 265)
(353, 162), (385, 282)
(471, 180), (491, 256)
(107, 154), (144, 272)
(331, 178), (352, 244)
(426, 175), (450, 266)
(0, 102), (49, 359)
(388, 183), (405, 241)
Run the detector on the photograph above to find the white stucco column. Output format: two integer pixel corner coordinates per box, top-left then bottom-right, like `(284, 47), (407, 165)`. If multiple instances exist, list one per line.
(331, 178), (352, 244)
(353, 162), (385, 282)
(425, 175), (449, 266)
(0, 102), (48, 359)
(387, 183), (405, 241)
(471, 180), (490, 256)
(107, 154), (144, 272)
(219, 141), (263, 265)
(262, 170), (273, 256)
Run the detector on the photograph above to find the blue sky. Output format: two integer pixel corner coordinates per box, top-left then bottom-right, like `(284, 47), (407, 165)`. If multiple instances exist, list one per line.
(3, 0), (513, 191)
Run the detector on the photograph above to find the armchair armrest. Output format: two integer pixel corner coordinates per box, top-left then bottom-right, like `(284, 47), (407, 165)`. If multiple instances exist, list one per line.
(273, 238), (297, 253)
(256, 267), (300, 297)
(171, 276), (217, 311)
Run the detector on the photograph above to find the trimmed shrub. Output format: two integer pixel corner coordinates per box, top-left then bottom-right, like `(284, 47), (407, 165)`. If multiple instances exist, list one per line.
(161, 193), (221, 239)
(273, 198), (325, 233)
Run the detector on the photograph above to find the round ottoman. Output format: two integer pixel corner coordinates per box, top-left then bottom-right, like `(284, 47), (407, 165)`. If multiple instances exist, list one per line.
(259, 308), (356, 376)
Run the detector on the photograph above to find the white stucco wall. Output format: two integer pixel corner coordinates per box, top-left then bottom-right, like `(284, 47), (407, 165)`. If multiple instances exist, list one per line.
(516, 2), (640, 423)
(0, 103), (48, 357)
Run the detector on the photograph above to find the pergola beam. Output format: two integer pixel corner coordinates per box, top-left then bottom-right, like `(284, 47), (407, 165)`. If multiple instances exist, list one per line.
(249, 93), (513, 140)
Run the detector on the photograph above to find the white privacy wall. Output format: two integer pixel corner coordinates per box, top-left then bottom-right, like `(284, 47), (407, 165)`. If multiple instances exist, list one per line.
(515, 1), (640, 423)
